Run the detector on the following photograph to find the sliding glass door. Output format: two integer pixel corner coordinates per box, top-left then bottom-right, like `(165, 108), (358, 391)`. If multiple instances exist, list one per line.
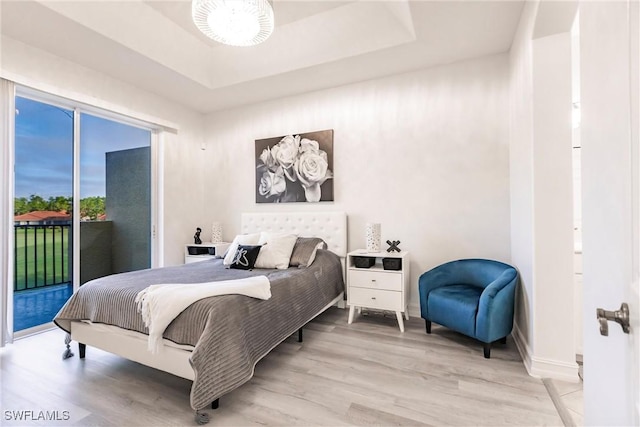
(13, 96), (74, 332)
(79, 113), (151, 284)
(13, 91), (154, 333)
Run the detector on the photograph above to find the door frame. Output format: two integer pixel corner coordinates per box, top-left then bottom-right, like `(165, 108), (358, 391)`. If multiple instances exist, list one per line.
(11, 85), (163, 335)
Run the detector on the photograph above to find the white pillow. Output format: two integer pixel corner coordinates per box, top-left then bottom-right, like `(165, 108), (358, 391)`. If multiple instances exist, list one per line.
(254, 232), (298, 270)
(223, 233), (261, 266)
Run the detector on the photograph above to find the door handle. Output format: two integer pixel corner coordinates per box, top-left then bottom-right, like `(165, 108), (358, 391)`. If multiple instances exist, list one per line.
(596, 303), (630, 336)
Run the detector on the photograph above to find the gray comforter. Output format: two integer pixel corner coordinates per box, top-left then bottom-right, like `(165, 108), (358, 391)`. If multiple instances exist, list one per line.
(54, 250), (344, 410)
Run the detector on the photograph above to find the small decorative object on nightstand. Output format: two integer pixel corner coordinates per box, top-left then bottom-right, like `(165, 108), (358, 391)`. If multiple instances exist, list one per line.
(386, 240), (401, 252)
(365, 223), (381, 252)
(194, 227), (203, 244)
(211, 222), (223, 243)
(347, 249), (410, 332)
(184, 242), (230, 264)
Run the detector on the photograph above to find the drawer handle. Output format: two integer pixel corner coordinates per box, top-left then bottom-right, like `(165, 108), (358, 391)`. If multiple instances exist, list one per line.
(371, 279), (376, 282)
(371, 297), (376, 300)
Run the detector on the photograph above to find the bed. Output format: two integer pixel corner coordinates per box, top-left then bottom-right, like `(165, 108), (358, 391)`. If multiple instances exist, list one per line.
(54, 211), (347, 415)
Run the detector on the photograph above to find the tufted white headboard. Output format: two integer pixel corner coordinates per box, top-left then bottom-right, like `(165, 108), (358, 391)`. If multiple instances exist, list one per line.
(241, 212), (347, 258)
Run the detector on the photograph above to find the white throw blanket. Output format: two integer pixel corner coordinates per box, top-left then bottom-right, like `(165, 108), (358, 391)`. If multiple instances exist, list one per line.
(135, 276), (271, 353)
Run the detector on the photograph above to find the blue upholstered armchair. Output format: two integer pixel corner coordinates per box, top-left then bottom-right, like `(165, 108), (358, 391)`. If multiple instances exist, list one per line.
(418, 259), (518, 358)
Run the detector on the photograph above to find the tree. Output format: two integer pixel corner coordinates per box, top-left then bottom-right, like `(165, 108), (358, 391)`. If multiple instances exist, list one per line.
(27, 194), (48, 211)
(14, 197), (29, 215)
(80, 196), (106, 220)
(14, 194), (104, 219)
(48, 196), (72, 213)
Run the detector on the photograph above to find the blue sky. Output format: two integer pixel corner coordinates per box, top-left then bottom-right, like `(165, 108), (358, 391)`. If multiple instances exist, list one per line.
(15, 97), (151, 199)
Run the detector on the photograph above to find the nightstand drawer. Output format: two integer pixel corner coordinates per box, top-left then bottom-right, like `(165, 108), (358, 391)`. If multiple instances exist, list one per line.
(349, 270), (402, 291)
(349, 287), (402, 311)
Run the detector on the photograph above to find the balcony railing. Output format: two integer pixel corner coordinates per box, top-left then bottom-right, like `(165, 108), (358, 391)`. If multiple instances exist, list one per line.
(14, 222), (71, 292)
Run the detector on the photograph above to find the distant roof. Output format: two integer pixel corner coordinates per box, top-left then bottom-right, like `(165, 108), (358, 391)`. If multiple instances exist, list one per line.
(14, 211), (71, 222)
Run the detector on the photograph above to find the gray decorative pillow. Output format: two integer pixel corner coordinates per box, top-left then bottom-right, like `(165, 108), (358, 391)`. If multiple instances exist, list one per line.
(289, 237), (327, 268)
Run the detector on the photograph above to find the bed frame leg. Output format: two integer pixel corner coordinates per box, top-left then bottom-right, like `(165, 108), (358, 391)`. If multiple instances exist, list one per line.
(297, 328), (303, 343)
(211, 399), (219, 410)
(78, 343), (86, 359)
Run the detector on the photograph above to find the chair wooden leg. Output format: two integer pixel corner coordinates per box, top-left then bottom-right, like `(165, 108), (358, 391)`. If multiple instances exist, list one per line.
(425, 320), (432, 334)
(483, 343), (491, 359)
(499, 336), (507, 344)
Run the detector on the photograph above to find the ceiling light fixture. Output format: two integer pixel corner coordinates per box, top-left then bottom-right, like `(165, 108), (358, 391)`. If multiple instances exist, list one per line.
(192, 0), (274, 47)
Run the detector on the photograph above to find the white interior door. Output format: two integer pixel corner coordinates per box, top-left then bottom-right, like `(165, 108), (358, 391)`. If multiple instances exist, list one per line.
(580, 1), (639, 425)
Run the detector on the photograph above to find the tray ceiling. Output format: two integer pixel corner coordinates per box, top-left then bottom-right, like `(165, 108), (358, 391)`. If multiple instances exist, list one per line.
(1, 0), (524, 113)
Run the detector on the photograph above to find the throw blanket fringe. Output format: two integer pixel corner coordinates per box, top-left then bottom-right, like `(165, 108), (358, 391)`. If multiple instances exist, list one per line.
(135, 276), (271, 353)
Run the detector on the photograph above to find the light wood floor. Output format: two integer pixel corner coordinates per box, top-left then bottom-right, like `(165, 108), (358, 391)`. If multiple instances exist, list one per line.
(1, 308), (569, 426)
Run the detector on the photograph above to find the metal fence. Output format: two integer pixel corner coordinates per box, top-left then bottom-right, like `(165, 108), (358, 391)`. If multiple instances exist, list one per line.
(14, 222), (71, 291)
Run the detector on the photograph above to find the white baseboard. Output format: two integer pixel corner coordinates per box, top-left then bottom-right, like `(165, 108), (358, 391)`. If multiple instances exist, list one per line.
(408, 302), (421, 318)
(530, 356), (580, 382)
(512, 321), (533, 372)
(512, 322), (580, 382)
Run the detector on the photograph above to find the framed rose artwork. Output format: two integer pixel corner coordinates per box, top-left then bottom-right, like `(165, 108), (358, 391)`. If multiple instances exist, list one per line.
(255, 129), (334, 203)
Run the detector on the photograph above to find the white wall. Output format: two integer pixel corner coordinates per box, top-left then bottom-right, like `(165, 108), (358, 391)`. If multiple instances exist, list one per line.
(509, 0), (537, 357)
(509, 0), (578, 381)
(531, 32), (575, 374)
(203, 54), (512, 313)
(0, 36), (206, 266)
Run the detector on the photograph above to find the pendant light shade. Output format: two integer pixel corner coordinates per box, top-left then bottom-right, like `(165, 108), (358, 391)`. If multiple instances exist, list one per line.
(192, 0), (274, 47)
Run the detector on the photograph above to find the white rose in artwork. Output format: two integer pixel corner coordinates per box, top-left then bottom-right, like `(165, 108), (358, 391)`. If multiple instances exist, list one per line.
(258, 167), (286, 199)
(299, 138), (320, 154)
(259, 147), (278, 172)
(271, 135), (300, 182)
(294, 138), (333, 202)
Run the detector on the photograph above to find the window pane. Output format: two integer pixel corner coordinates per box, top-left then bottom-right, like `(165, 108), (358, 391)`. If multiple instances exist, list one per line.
(79, 113), (151, 283)
(13, 96), (73, 331)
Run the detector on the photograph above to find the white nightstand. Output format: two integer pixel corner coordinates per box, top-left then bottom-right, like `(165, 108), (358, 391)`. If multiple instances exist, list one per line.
(347, 250), (410, 332)
(184, 243), (230, 264)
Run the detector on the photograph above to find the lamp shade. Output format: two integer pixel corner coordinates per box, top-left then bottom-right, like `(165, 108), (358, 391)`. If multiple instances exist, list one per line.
(192, 0), (274, 47)
(211, 222), (223, 243)
(365, 223), (381, 252)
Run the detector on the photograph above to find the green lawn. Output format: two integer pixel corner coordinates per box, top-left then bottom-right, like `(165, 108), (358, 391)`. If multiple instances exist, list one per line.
(14, 226), (70, 291)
